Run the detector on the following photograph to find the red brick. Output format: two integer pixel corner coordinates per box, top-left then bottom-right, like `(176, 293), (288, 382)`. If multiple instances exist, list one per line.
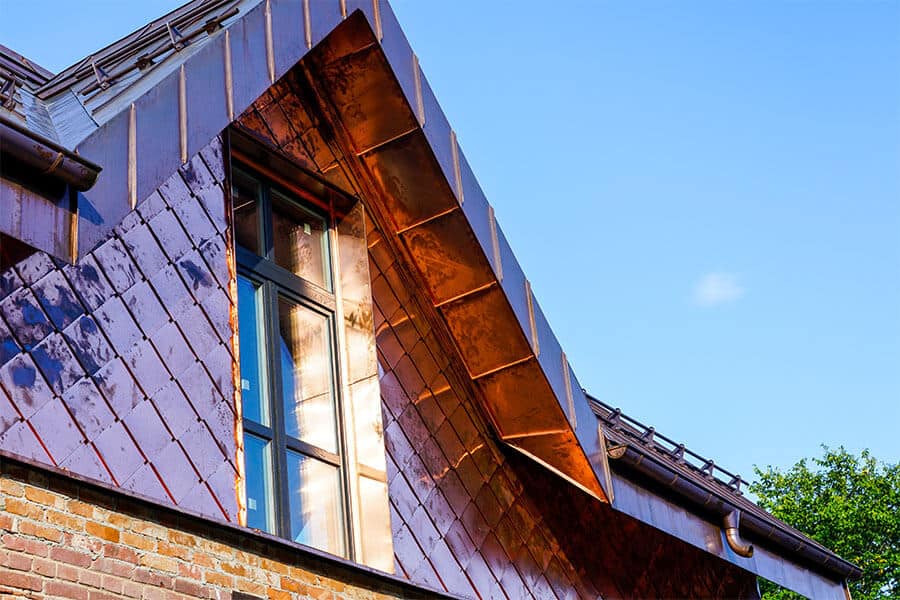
(67, 499), (95, 518)
(133, 567), (174, 588)
(1, 534), (50, 557)
(79, 568), (103, 588)
(57, 563), (80, 582)
(46, 580), (90, 600)
(92, 557), (135, 579)
(100, 575), (124, 595)
(18, 520), (63, 542)
(103, 543), (138, 564)
(0, 568), (42, 591)
(3, 550), (32, 571)
(122, 580), (143, 599)
(33, 556), (56, 577)
(0, 513), (13, 531)
(85, 521), (120, 543)
(4, 498), (43, 519)
(90, 592), (124, 600)
(50, 546), (93, 568)
(174, 577), (205, 597)
(177, 562), (201, 579)
(24, 486), (62, 507)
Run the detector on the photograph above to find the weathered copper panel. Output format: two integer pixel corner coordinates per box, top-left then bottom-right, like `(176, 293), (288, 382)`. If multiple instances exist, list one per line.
(0, 177), (72, 261)
(227, 2), (274, 123)
(73, 107), (130, 256)
(399, 209), (495, 305)
(457, 151), (498, 275)
(360, 129), (458, 232)
(373, 1), (419, 128)
(133, 68), (181, 207)
(184, 32), (231, 162)
(270, 0), (307, 80)
(438, 285), (532, 378)
(306, 0), (344, 51)
(317, 44), (418, 154)
(417, 70), (457, 202)
(368, 236), (651, 598)
(0, 136), (238, 522)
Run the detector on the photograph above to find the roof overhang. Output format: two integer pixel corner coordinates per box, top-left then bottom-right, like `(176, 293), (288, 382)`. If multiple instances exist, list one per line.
(19, 0), (610, 502)
(299, 11), (613, 503)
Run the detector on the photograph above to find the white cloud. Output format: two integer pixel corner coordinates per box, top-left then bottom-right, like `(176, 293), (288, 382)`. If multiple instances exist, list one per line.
(693, 272), (744, 307)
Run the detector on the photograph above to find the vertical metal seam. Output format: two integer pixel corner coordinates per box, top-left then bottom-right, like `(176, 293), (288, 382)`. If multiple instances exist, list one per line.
(412, 53), (425, 125)
(128, 102), (137, 208)
(525, 279), (539, 357)
(339, 0), (347, 19)
(224, 30), (234, 122)
(178, 65), (188, 164)
(303, 0), (312, 49)
(265, 0), (275, 83)
(450, 130), (464, 205)
(562, 351), (576, 429)
(488, 205), (503, 282)
(372, 0), (382, 41)
(69, 198), (79, 262)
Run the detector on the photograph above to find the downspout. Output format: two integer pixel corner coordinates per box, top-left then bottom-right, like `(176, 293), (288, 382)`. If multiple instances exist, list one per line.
(0, 114), (101, 191)
(605, 442), (861, 579)
(724, 509), (754, 557)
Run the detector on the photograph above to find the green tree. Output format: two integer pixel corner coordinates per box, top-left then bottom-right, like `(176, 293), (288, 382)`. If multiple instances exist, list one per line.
(750, 447), (899, 600)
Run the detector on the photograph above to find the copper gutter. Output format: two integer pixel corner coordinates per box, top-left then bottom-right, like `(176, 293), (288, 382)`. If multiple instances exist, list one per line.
(0, 114), (101, 191)
(604, 440), (861, 580)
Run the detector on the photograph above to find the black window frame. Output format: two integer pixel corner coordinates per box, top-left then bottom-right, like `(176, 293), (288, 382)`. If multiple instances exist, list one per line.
(232, 162), (354, 559)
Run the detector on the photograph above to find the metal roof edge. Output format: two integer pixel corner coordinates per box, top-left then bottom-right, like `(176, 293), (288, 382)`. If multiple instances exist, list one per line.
(589, 394), (863, 582)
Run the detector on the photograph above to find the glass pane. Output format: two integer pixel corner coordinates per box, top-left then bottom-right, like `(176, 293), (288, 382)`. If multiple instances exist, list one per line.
(286, 451), (345, 556)
(237, 276), (268, 425)
(232, 169), (261, 253)
(243, 433), (274, 533)
(359, 475), (393, 572)
(272, 191), (331, 290)
(278, 297), (338, 452)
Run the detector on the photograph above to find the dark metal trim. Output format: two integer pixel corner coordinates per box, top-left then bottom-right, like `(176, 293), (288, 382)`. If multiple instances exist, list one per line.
(0, 450), (462, 600)
(0, 113), (101, 191)
(234, 164), (353, 560)
(604, 432), (861, 581)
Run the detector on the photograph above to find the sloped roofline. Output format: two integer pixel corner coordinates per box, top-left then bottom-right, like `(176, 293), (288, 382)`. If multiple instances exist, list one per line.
(1, 0), (860, 592)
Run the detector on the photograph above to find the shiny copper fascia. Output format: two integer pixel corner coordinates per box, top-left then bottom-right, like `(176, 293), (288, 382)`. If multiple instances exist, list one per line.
(298, 11), (610, 504)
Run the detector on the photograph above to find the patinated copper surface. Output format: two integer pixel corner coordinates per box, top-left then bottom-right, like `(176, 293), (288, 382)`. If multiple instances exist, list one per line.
(369, 219), (763, 598)
(0, 137), (239, 521)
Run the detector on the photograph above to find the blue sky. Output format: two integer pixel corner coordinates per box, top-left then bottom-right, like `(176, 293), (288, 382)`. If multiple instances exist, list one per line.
(2, 1), (898, 484)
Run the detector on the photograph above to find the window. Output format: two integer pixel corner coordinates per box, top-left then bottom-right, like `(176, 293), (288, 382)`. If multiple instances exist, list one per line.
(233, 166), (348, 557)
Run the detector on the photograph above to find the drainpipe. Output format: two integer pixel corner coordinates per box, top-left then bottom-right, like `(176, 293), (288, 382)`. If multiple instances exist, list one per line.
(605, 442), (862, 579)
(724, 509), (754, 557)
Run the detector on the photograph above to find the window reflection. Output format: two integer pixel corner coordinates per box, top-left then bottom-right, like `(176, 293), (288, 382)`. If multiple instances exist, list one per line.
(232, 170), (261, 254)
(237, 276), (268, 425)
(277, 297), (338, 453)
(272, 191), (330, 290)
(244, 434), (274, 533)
(286, 451), (345, 556)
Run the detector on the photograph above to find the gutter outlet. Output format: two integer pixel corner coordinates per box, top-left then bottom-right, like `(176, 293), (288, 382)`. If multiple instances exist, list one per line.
(724, 509), (754, 558)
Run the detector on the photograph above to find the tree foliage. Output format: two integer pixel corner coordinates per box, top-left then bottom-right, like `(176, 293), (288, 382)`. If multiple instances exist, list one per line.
(750, 447), (899, 600)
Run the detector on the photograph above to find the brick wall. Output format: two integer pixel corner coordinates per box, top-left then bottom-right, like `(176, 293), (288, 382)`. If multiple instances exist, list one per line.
(0, 459), (452, 600)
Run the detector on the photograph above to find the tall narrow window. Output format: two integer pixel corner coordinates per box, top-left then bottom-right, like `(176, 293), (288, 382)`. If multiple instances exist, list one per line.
(234, 166), (347, 557)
